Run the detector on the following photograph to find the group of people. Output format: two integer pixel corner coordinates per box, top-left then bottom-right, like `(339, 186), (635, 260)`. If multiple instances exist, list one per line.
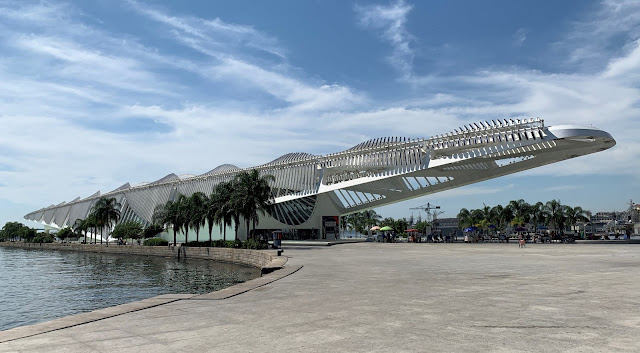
(407, 232), (455, 243)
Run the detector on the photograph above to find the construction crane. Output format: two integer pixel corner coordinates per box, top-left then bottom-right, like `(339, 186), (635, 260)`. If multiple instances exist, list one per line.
(410, 203), (444, 225)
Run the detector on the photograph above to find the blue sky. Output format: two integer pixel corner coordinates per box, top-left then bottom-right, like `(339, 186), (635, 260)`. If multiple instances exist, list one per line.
(1, 0), (639, 227)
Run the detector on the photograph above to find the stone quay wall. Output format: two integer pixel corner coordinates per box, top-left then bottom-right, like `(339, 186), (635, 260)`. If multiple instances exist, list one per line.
(0, 242), (275, 269)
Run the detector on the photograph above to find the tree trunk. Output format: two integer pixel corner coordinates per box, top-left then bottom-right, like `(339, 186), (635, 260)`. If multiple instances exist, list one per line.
(252, 217), (256, 241)
(173, 228), (177, 246)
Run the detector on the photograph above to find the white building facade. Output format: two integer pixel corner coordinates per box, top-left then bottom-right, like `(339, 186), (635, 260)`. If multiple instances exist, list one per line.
(24, 118), (616, 241)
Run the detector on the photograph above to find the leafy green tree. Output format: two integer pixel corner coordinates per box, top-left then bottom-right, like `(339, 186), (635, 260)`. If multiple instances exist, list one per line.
(143, 224), (164, 239)
(33, 232), (54, 243)
(415, 221), (430, 234)
(2, 222), (24, 241)
(511, 216), (525, 227)
(57, 227), (74, 243)
(112, 221), (143, 242)
(21, 226), (37, 243)
(477, 219), (491, 236)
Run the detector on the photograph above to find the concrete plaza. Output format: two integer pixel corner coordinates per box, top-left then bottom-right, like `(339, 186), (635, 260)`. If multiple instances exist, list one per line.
(2, 243), (640, 352)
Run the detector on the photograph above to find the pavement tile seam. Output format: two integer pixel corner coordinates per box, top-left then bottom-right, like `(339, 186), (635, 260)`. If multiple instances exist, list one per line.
(0, 299), (181, 345)
(189, 264), (303, 300)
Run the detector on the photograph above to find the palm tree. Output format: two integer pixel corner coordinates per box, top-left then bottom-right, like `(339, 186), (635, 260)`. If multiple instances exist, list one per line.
(544, 199), (565, 233)
(72, 218), (90, 244)
(153, 195), (187, 246)
(489, 205), (513, 231)
(339, 215), (349, 234)
(205, 190), (220, 243)
(470, 209), (485, 226)
(529, 202), (545, 230)
(91, 197), (121, 245)
(205, 181), (235, 242)
(85, 213), (99, 244)
(188, 192), (207, 243)
(362, 209), (382, 231)
(341, 213), (360, 236)
(394, 218), (409, 234)
(233, 169), (275, 240)
(508, 199), (530, 221)
(381, 217), (395, 228)
(176, 194), (190, 243)
(457, 208), (473, 228)
(564, 205), (589, 233)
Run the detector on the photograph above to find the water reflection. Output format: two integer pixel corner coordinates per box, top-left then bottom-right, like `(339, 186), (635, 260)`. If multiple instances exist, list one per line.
(0, 246), (260, 331)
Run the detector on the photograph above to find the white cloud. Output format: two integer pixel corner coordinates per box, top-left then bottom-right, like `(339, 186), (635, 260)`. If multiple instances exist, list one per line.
(355, 0), (414, 78)
(513, 28), (528, 47)
(126, 0), (286, 59)
(602, 40), (640, 80)
(562, 0), (640, 68)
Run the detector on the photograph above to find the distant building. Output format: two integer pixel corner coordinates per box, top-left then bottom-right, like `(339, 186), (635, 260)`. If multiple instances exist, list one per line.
(434, 218), (459, 229)
(591, 212), (615, 223)
(433, 218), (461, 238)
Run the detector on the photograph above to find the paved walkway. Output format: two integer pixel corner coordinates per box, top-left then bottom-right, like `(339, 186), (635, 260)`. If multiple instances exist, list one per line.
(2, 243), (640, 352)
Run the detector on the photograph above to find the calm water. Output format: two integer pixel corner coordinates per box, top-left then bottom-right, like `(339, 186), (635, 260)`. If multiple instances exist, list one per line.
(0, 246), (260, 331)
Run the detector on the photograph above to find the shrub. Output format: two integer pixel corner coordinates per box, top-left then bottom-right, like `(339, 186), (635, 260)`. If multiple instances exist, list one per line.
(33, 233), (54, 243)
(186, 241), (213, 247)
(243, 239), (268, 250)
(181, 239), (267, 249)
(212, 239), (226, 248)
(143, 237), (169, 246)
(143, 224), (165, 239)
(112, 221), (143, 241)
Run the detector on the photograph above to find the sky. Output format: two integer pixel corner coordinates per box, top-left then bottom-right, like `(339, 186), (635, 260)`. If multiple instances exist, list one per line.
(1, 0), (639, 228)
